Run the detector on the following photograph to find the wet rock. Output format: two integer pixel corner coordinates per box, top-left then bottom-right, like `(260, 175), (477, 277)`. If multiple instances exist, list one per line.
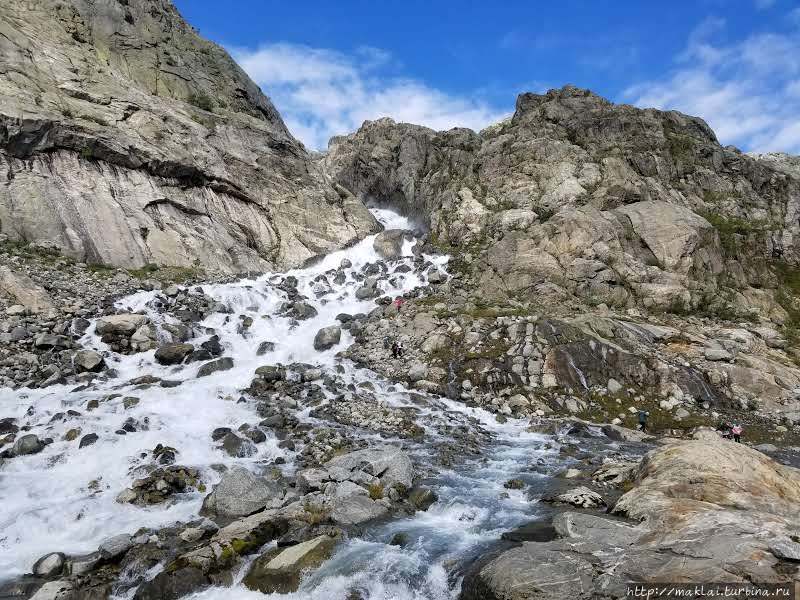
(373, 229), (408, 260)
(254, 365), (284, 382)
(325, 447), (414, 491)
(73, 350), (105, 373)
(13, 434), (44, 456)
(196, 357), (234, 377)
(117, 466), (200, 505)
(220, 432), (256, 458)
(98, 533), (132, 560)
(32, 552), (65, 578)
(200, 335), (224, 357)
(313, 326), (341, 351)
(33, 333), (71, 349)
(256, 341), (276, 355)
(770, 540), (800, 561)
(133, 566), (209, 600)
(243, 534), (337, 594)
(154, 343), (194, 365)
(79, 433), (99, 448)
(408, 487), (438, 511)
(201, 467), (286, 519)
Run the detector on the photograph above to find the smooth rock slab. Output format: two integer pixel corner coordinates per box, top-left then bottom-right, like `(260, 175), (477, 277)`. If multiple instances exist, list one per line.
(244, 535), (337, 594)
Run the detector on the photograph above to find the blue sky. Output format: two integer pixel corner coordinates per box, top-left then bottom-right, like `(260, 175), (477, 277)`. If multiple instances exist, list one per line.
(174, 0), (800, 153)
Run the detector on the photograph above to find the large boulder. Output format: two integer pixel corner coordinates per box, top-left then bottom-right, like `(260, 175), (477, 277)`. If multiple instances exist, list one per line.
(154, 343), (194, 365)
(196, 357), (234, 377)
(95, 314), (149, 336)
(324, 447), (414, 490)
(243, 534), (337, 594)
(0, 266), (54, 313)
(373, 229), (408, 260)
(201, 467), (286, 519)
(73, 350), (105, 373)
(313, 326), (341, 351)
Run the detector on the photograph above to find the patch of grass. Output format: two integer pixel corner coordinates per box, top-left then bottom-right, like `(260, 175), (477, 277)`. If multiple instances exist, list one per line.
(301, 501), (331, 525)
(187, 91), (215, 112)
(700, 210), (773, 255)
(368, 482), (384, 500)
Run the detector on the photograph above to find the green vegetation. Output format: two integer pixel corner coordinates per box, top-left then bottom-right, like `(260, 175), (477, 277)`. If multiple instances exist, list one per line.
(700, 210), (773, 254)
(666, 134), (695, 163)
(367, 482), (384, 500)
(187, 91), (215, 112)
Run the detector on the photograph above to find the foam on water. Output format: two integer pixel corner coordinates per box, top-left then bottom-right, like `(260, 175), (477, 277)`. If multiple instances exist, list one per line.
(0, 207), (559, 599)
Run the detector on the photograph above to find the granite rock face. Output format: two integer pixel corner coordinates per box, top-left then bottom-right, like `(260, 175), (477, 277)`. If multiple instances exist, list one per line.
(0, 0), (378, 273)
(324, 85), (800, 315)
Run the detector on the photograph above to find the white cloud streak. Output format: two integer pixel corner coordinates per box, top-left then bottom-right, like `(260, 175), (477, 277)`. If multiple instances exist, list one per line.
(623, 15), (800, 154)
(233, 43), (508, 150)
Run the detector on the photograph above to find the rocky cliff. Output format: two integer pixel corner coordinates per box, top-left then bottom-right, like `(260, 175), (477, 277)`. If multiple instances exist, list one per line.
(0, 0), (377, 273)
(324, 85), (800, 319)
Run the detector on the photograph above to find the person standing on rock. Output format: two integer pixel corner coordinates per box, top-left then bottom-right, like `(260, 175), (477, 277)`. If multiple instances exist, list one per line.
(637, 410), (649, 433)
(731, 423), (743, 443)
(393, 296), (405, 313)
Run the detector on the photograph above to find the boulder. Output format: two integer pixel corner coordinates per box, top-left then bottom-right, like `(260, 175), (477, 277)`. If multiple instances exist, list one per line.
(0, 266), (54, 313)
(373, 229), (408, 260)
(328, 481), (388, 525)
(95, 314), (149, 336)
(313, 326), (341, 351)
(98, 534), (132, 560)
(201, 467), (286, 519)
(154, 343), (194, 365)
(548, 486), (606, 508)
(13, 434), (44, 456)
(243, 535), (336, 594)
(73, 350), (105, 373)
(32, 553), (65, 578)
(324, 447), (414, 490)
(196, 357), (234, 377)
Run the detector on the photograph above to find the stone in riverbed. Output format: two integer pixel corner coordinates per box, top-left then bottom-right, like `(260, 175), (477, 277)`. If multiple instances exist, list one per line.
(98, 534), (132, 560)
(196, 357), (234, 377)
(13, 434), (44, 456)
(95, 314), (149, 336)
(73, 350), (105, 373)
(79, 433), (99, 448)
(154, 343), (194, 365)
(32, 552), (65, 578)
(313, 326), (341, 351)
(243, 535), (337, 594)
(373, 229), (408, 260)
(548, 486), (606, 508)
(201, 467), (286, 519)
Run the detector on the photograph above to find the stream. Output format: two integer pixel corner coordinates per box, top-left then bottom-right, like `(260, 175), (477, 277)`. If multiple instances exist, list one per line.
(0, 208), (588, 599)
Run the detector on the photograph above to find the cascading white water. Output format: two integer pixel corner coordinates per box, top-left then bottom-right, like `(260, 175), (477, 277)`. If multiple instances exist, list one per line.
(0, 208), (560, 599)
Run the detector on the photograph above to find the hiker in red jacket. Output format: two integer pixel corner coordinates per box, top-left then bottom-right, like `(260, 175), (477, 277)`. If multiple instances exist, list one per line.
(393, 296), (405, 313)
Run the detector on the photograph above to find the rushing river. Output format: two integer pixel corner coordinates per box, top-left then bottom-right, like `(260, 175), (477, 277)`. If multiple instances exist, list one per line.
(0, 208), (570, 599)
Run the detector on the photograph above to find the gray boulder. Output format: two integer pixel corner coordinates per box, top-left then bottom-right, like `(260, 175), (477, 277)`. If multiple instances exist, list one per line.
(95, 314), (149, 336)
(325, 447), (414, 490)
(73, 350), (105, 373)
(373, 229), (408, 260)
(197, 357), (234, 377)
(313, 326), (341, 351)
(32, 553), (65, 578)
(201, 467), (286, 519)
(13, 434), (44, 456)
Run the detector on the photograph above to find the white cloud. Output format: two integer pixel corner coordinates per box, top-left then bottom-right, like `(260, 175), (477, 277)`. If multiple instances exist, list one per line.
(623, 15), (800, 154)
(233, 43), (508, 150)
(754, 0), (776, 9)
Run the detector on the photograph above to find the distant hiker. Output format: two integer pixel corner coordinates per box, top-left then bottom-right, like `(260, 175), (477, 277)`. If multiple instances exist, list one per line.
(731, 423), (743, 443)
(393, 296), (405, 313)
(716, 421), (732, 439)
(396, 340), (405, 358)
(392, 340), (404, 359)
(637, 410), (649, 433)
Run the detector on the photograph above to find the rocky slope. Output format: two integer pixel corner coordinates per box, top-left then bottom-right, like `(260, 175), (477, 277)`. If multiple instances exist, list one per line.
(0, 0), (377, 273)
(324, 85), (800, 319)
